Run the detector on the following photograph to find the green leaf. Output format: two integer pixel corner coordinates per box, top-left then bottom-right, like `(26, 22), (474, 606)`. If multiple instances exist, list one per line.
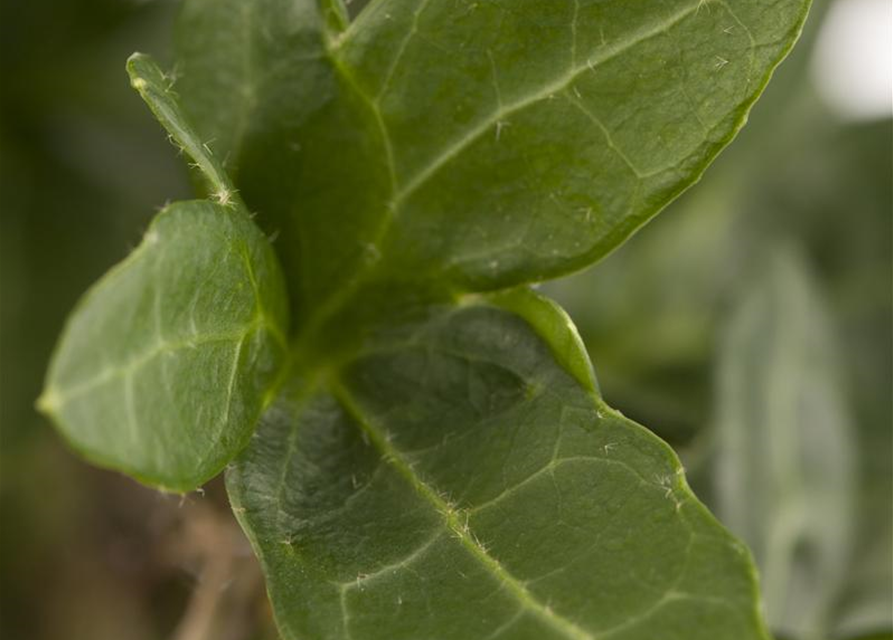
(126, 52), (239, 207)
(38, 200), (289, 491)
(176, 0), (810, 327)
(38, 55), (290, 492)
(714, 247), (855, 638)
(229, 289), (770, 640)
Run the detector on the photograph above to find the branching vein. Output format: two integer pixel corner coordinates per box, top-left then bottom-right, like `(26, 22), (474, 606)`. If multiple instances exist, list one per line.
(331, 380), (595, 640)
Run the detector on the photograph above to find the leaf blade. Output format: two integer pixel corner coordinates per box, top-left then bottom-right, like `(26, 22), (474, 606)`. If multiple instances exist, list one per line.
(39, 200), (290, 491)
(228, 290), (769, 639)
(336, 0), (811, 289)
(176, 0), (810, 322)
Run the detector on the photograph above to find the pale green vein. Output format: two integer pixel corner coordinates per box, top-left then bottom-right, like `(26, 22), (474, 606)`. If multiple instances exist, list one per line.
(326, 51), (397, 194)
(272, 380), (324, 529)
(221, 334), (247, 430)
(123, 368), (140, 444)
(39, 324), (261, 412)
(194, 333), (249, 473)
(287, 44), (400, 344)
(482, 608), (526, 640)
(337, 531), (442, 592)
(570, 0), (581, 66)
(389, 1), (703, 207)
(563, 93), (646, 179)
(467, 454), (656, 516)
(589, 527), (695, 639)
(330, 379), (595, 640)
(238, 243), (288, 350)
(372, 0), (433, 102)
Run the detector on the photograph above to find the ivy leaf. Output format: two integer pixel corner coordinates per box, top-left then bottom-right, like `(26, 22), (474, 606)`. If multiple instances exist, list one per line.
(714, 247), (855, 638)
(38, 56), (290, 492)
(176, 0), (810, 325)
(229, 289), (770, 640)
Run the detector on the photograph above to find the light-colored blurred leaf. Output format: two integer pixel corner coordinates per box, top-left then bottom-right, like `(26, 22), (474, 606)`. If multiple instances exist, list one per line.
(714, 246), (855, 639)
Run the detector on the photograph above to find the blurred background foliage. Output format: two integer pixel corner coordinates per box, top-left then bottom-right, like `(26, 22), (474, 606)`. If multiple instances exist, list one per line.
(0, 1), (889, 639)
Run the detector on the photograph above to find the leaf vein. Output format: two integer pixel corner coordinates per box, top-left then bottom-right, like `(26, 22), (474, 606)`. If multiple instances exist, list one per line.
(43, 325), (262, 410)
(331, 380), (595, 640)
(390, 1), (702, 207)
(468, 454), (651, 516)
(338, 531), (442, 592)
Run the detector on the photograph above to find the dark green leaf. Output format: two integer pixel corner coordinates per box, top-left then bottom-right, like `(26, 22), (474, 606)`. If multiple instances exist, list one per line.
(176, 0), (810, 328)
(229, 289), (770, 640)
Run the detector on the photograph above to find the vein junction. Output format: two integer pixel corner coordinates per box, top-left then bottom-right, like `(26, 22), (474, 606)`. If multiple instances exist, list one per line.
(331, 380), (596, 640)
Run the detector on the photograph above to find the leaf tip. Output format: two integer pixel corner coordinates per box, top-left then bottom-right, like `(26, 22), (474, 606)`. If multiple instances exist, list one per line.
(125, 52), (161, 95)
(35, 387), (60, 416)
(125, 51), (151, 69)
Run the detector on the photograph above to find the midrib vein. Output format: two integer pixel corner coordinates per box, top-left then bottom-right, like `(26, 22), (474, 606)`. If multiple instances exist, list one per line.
(41, 328), (256, 409)
(330, 380), (594, 640)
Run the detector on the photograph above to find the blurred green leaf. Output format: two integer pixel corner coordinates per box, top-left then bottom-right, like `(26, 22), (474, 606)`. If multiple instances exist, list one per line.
(0, 2), (199, 637)
(714, 246), (855, 639)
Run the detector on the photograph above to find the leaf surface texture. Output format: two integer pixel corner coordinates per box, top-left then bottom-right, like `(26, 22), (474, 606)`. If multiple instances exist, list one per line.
(229, 291), (769, 640)
(177, 0), (810, 327)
